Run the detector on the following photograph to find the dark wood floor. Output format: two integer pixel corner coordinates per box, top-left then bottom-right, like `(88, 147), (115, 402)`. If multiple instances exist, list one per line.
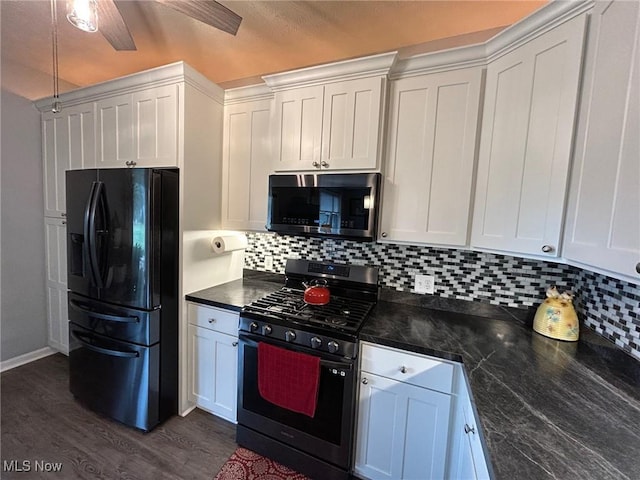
(1, 354), (237, 480)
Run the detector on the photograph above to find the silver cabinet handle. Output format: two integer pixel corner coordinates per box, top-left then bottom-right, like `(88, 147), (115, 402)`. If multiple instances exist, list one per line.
(321, 161), (329, 168)
(464, 424), (476, 435)
(125, 160), (137, 167)
(399, 366), (407, 374)
(636, 263), (640, 274)
(61, 212), (67, 217)
(362, 378), (368, 385)
(232, 341), (238, 347)
(208, 318), (215, 324)
(541, 245), (554, 253)
(381, 232), (388, 238)
(312, 161), (320, 168)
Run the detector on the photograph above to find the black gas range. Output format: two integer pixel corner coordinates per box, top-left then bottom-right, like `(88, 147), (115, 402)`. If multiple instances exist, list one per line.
(236, 259), (379, 480)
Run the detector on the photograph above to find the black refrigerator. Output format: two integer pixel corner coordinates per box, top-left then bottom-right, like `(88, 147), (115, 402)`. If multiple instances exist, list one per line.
(66, 167), (179, 431)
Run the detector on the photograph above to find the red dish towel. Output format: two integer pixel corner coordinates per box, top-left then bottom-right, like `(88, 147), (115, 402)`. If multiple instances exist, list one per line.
(258, 342), (321, 417)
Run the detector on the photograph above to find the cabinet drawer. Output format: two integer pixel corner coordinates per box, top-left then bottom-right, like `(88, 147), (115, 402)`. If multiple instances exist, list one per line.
(360, 343), (454, 393)
(187, 303), (239, 336)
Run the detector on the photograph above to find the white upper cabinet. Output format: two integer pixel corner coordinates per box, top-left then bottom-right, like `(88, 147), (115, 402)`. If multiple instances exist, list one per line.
(96, 84), (178, 168)
(271, 85), (324, 171)
(471, 14), (587, 257)
(222, 90), (273, 231)
(321, 76), (384, 170)
(264, 52), (396, 172)
(42, 102), (96, 217)
(380, 67), (483, 245)
(563, 0), (640, 280)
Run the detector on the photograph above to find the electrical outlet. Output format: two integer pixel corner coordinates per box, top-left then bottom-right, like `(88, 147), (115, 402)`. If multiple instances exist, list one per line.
(415, 274), (435, 294)
(264, 255), (273, 270)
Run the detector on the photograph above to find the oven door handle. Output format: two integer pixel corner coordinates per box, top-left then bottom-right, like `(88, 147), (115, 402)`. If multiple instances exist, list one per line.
(320, 359), (353, 370)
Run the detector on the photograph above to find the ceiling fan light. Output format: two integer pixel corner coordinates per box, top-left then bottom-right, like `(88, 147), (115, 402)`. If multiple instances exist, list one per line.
(66, 0), (98, 33)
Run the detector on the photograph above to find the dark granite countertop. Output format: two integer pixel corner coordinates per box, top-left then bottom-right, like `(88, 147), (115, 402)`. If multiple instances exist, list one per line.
(186, 272), (640, 480)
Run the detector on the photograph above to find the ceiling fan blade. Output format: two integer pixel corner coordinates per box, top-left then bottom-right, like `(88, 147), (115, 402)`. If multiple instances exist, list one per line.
(154, 0), (242, 36)
(97, 0), (137, 51)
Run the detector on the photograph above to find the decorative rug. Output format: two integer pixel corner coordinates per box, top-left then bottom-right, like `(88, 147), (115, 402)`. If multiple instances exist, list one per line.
(214, 447), (312, 480)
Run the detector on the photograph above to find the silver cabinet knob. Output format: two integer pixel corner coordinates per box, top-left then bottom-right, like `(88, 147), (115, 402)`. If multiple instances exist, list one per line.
(541, 245), (554, 253)
(312, 161), (320, 168)
(61, 212), (67, 217)
(62, 221), (67, 225)
(381, 232), (388, 238)
(208, 318), (216, 324)
(464, 424), (476, 435)
(636, 263), (640, 274)
(362, 378), (368, 385)
(232, 341), (238, 347)
(321, 161), (329, 168)
(399, 366), (407, 374)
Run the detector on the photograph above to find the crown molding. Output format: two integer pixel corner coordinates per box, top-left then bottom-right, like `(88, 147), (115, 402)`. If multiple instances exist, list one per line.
(391, 0), (594, 79)
(224, 83), (274, 105)
(34, 61), (223, 112)
(262, 51), (398, 91)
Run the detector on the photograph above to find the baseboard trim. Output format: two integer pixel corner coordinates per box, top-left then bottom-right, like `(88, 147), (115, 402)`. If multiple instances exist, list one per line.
(1, 347), (58, 373)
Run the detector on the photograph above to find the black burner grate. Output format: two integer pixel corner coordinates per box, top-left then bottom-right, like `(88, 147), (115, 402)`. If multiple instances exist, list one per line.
(243, 287), (374, 334)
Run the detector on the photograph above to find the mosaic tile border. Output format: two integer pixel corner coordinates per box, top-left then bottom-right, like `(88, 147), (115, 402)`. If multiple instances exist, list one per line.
(243, 232), (640, 360)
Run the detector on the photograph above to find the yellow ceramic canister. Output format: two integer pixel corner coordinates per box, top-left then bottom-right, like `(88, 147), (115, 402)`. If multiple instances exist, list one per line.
(533, 286), (579, 342)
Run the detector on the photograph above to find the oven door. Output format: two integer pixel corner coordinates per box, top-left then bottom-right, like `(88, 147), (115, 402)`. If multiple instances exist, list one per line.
(237, 332), (356, 469)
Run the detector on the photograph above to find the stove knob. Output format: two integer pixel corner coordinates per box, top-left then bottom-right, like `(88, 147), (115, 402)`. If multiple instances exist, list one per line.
(327, 341), (339, 353)
(285, 330), (297, 342)
(310, 337), (322, 349)
(262, 325), (273, 335)
(250, 322), (259, 332)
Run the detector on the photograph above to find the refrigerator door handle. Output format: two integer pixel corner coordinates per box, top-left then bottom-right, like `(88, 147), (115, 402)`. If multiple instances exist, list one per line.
(71, 330), (140, 359)
(69, 299), (140, 324)
(87, 181), (105, 289)
(83, 181), (98, 287)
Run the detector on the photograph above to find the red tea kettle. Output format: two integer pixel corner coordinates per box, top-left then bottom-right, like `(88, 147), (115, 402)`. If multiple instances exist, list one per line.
(303, 279), (330, 305)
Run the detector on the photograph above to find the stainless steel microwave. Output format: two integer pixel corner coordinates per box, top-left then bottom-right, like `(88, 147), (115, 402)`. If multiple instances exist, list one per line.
(266, 173), (381, 241)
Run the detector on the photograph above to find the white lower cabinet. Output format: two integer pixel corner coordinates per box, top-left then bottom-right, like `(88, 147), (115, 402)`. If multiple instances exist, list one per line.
(448, 369), (491, 480)
(355, 343), (453, 480)
(187, 303), (239, 423)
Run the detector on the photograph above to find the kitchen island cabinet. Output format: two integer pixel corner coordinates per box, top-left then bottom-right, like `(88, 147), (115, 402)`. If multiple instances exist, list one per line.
(563, 0), (640, 281)
(471, 13), (586, 258)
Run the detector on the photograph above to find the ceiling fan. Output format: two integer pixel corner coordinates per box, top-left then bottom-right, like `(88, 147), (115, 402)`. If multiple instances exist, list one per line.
(67, 0), (242, 51)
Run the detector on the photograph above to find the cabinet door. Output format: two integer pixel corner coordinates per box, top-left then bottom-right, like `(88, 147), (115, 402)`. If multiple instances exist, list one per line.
(563, 0), (640, 279)
(380, 68), (482, 245)
(222, 99), (272, 230)
(42, 103), (96, 217)
(188, 324), (238, 423)
(132, 84), (179, 167)
(96, 93), (133, 167)
(355, 372), (451, 480)
(272, 85), (324, 171)
(44, 217), (69, 354)
(471, 15), (586, 257)
(321, 76), (384, 170)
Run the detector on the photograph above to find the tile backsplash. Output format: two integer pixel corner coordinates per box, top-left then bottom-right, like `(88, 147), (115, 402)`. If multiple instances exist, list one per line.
(244, 232), (640, 360)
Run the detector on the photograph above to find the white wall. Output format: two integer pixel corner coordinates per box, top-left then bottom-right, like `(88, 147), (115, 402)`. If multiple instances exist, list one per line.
(0, 88), (47, 361)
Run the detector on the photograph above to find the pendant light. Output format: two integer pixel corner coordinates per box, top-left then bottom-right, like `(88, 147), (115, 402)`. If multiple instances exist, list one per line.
(66, 0), (98, 33)
(50, 0), (61, 113)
